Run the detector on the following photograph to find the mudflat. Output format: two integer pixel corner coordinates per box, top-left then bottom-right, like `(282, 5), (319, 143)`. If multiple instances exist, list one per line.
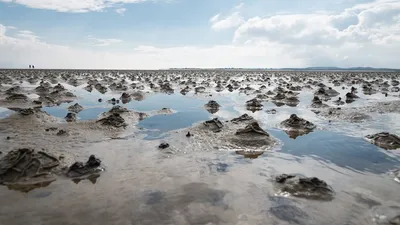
(0, 69), (399, 225)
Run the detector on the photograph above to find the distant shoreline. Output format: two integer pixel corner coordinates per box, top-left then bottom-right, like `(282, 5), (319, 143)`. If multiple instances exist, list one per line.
(0, 67), (399, 72)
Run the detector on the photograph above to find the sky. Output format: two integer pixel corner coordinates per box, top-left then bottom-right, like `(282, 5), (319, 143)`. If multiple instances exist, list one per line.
(0, 0), (399, 69)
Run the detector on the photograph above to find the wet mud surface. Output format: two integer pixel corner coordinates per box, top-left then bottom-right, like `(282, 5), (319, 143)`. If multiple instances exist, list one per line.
(0, 69), (399, 225)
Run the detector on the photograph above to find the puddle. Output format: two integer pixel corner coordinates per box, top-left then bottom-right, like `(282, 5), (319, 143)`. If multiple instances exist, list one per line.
(270, 129), (400, 173)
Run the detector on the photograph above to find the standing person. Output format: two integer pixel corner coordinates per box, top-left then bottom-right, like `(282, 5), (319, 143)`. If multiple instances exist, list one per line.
(29, 65), (31, 69)
(32, 65), (35, 69)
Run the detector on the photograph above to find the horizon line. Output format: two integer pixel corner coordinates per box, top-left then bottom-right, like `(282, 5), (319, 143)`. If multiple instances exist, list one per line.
(0, 67), (399, 71)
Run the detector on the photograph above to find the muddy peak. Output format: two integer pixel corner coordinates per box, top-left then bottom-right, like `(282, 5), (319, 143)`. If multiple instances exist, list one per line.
(67, 155), (103, 179)
(54, 83), (65, 91)
(236, 121), (270, 136)
(290, 114), (300, 120)
(312, 96), (322, 103)
(108, 105), (129, 114)
(97, 113), (127, 128)
(246, 98), (263, 108)
(366, 132), (400, 150)
(65, 112), (77, 122)
(68, 103), (84, 113)
(281, 114), (316, 131)
(231, 114), (254, 123)
(0, 148), (59, 185)
(275, 174), (334, 201)
(204, 118), (223, 132)
(205, 100), (220, 108)
(5, 93), (28, 102)
(121, 92), (130, 99)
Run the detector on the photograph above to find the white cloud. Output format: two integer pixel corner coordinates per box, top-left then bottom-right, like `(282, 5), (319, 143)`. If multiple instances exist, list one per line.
(87, 36), (123, 46)
(0, 24), (305, 69)
(115, 7), (126, 15)
(210, 3), (246, 31)
(0, 0), (156, 13)
(234, 0), (400, 47)
(1, 0), (399, 69)
(209, 14), (220, 23)
(211, 12), (245, 31)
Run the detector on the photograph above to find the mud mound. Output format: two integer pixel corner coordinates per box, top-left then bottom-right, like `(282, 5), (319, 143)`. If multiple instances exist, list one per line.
(230, 122), (276, 147)
(366, 132), (400, 150)
(204, 100), (220, 114)
(281, 114), (316, 130)
(107, 105), (130, 114)
(169, 118), (279, 153)
(5, 93), (28, 102)
(195, 86), (206, 93)
(346, 92), (359, 103)
(65, 112), (77, 122)
(315, 87), (340, 97)
(97, 113), (127, 128)
(204, 118), (224, 132)
(280, 114), (316, 138)
(246, 98), (263, 112)
(68, 103), (84, 113)
(281, 114), (316, 139)
(0, 148), (59, 185)
(310, 96), (328, 108)
(275, 174), (334, 201)
(284, 96), (300, 107)
(231, 114), (254, 124)
(67, 155), (104, 182)
(235, 122), (269, 136)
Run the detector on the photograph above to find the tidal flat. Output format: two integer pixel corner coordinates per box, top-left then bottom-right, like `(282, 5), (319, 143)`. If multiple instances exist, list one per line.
(0, 69), (399, 225)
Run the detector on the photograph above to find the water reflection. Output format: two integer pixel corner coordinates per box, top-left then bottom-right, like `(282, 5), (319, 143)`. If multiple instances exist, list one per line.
(284, 129), (314, 139)
(6, 180), (55, 193)
(32, 84), (399, 174)
(138, 111), (210, 139)
(0, 108), (13, 119)
(235, 150), (264, 159)
(135, 183), (231, 225)
(270, 129), (400, 173)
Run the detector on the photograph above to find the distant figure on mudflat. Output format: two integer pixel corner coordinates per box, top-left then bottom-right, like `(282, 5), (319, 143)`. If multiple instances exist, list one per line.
(29, 65), (31, 69)
(32, 65), (35, 69)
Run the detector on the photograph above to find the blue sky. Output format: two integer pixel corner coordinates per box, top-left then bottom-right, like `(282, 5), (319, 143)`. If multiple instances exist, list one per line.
(0, 0), (399, 69)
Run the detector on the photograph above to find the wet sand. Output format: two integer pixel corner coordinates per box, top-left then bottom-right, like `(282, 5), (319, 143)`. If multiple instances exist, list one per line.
(0, 69), (399, 225)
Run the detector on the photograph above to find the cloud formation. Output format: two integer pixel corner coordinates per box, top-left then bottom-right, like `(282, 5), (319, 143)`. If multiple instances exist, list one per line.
(228, 0), (400, 67)
(210, 12), (245, 31)
(234, 0), (400, 47)
(0, 24), (303, 69)
(0, 0), (399, 69)
(210, 3), (245, 31)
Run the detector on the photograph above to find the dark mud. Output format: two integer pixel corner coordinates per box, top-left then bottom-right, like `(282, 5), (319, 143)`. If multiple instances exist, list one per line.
(275, 174), (335, 201)
(366, 132), (400, 150)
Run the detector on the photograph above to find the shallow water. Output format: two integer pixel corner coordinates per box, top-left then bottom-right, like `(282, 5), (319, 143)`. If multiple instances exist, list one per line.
(0, 71), (399, 225)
